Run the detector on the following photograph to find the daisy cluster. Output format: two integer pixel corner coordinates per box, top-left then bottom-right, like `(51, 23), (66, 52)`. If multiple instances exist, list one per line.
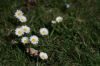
(14, 10), (63, 60)
(51, 16), (63, 24)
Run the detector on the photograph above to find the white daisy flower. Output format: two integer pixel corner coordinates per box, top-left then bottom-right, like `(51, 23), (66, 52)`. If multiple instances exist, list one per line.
(51, 20), (57, 24)
(39, 52), (48, 60)
(66, 4), (70, 8)
(30, 35), (39, 45)
(56, 16), (63, 23)
(21, 37), (29, 44)
(19, 16), (27, 23)
(14, 10), (24, 18)
(15, 27), (24, 36)
(39, 28), (49, 36)
(21, 25), (30, 33)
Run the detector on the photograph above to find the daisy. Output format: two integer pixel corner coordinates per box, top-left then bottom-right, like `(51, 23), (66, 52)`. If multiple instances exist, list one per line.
(30, 35), (39, 45)
(15, 27), (24, 36)
(39, 52), (48, 60)
(56, 16), (63, 23)
(14, 10), (24, 18)
(51, 20), (57, 24)
(65, 3), (70, 8)
(21, 25), (30, 33)
(39, 28), (49, 36)
(19, 16), (27, 23)
(21, 37), (29, 44)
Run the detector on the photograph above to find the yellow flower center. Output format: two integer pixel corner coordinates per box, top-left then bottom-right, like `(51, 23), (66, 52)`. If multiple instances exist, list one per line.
(21, 18), (24, 21)
(24, 40), (28, 43)
(24, 28), (27, 31)
(18, 31), (22, 34)
(42, 31), (46, 34)
(18, 13), (21, 16)
(32, 38), (36, 42)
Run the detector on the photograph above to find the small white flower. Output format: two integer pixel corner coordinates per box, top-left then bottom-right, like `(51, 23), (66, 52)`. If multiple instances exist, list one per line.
(66, 4), (70, 8)
(56, 16), (63, 23)
(51, 20), (57, 24)
(14, 10), (24, 18)
(21, 37), (29, 44)
(39, 52), (48, 60)
(21, 25), (30, 33)
(39, 28), (49, 36)
(30, 35), (39, 45)
(15, 28), (24, 36)
(19, 16), (27, 23)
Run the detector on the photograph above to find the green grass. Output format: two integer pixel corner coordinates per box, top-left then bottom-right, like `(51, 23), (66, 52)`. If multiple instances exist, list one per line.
(0, 0), (100, 66)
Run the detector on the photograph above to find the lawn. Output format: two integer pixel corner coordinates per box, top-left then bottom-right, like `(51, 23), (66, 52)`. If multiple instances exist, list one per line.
(0, 0), (100, 66)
